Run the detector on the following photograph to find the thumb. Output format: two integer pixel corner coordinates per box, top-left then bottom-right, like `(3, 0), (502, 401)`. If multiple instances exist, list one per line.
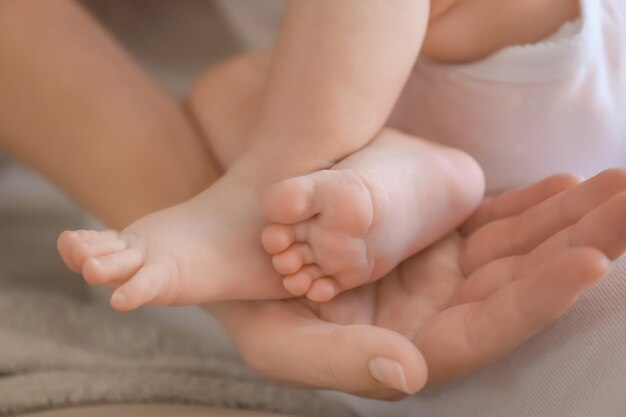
(214, 301), (427, 399)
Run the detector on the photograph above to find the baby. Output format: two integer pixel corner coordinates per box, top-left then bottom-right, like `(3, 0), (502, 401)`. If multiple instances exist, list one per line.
(57, 0), (625, 310)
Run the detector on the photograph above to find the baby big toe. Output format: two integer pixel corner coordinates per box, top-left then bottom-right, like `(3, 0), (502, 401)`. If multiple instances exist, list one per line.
(262, 176), (320, 224)
(110, 264), (169, 311)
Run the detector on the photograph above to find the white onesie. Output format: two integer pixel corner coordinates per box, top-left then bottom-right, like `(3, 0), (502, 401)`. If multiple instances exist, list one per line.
(390, 0), (626, 194)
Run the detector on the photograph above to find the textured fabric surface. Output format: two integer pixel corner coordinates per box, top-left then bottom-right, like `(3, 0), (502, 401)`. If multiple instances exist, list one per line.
(0, 207), (356, 417)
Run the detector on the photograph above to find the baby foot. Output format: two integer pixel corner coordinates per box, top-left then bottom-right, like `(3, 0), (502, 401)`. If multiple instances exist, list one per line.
(57, 172), (289, 311)
(261, 129), (485, 302)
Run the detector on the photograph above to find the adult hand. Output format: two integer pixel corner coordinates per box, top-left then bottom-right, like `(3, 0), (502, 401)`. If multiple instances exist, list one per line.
(208, 169), (626, 399)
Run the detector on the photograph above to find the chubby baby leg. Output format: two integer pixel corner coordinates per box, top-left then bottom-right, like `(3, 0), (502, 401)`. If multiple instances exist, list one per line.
(261, 129), (485, 301)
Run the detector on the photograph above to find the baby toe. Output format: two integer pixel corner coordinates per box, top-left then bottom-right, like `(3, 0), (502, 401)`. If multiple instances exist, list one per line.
(71, 238), (127, 268)
(272, 243), (315, 275)
(261, 224), (296, 254)
(307, 277), (341, 303)
(82, 248), (144, 285)
(283, 264), (323, 296)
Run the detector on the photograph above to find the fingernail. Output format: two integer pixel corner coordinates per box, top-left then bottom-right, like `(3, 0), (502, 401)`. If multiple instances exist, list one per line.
(368, 356), (412, 394)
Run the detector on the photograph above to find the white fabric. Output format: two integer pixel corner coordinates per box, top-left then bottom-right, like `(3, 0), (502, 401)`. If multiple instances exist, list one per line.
(390, 0), (626, 194)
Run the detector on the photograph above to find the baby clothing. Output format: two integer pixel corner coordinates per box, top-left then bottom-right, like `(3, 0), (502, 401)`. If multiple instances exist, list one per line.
(390, 0), (626, 193)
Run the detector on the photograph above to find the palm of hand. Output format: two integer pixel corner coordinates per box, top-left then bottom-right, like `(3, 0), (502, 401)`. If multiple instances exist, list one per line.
(215, 170), (626, 399)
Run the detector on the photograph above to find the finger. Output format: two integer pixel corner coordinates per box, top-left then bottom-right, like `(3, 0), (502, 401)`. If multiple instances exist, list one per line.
(460, 173), (581, 235)
(461, 168), (626, 273)
(417, 247), (609, 385)
(522, 190), (626, 266)
(456, 256), (517, 304)
(459, 191), (626, 303)
(214, 301), (427, 399)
